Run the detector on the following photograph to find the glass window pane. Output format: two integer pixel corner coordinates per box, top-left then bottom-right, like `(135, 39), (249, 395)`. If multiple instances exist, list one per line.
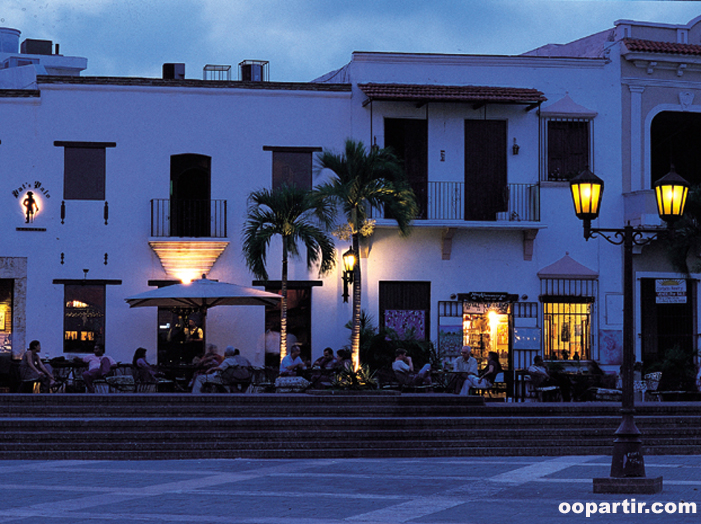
(64, 284), (105, 353)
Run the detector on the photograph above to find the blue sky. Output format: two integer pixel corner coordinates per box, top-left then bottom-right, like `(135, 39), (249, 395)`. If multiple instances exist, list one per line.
(1, 0), (700, 81)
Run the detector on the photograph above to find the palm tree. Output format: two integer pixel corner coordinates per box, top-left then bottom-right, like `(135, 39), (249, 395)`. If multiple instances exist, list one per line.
(315, 139), (418, 370)
(242, 184), (336, 360)
(665, 184), (701, 275)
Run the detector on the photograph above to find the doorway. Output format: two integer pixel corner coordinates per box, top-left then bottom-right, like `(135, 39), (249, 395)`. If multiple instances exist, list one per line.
(170, 154), (211, 237)
(384, 118), (428, 219)
(464, 120), (507, 221)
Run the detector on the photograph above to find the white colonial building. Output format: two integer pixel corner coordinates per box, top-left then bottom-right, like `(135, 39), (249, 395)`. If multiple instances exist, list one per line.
(1, 15), (700, 384)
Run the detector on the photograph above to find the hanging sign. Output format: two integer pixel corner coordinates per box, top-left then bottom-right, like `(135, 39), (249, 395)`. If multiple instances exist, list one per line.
(655, 279), (686, 304)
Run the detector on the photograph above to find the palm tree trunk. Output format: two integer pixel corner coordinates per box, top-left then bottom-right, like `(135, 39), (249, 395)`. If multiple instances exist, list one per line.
(351, 233), (361, 371)
(280, 241), (289, 361)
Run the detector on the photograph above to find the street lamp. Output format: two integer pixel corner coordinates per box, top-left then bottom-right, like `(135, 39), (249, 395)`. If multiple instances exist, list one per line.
(570, 166), (689, 494)
(342, 247), (356, 303)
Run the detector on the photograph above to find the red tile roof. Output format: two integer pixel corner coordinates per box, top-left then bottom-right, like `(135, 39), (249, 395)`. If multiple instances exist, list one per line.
(623, 38), (701, 57)
(358, 83), (546, 105)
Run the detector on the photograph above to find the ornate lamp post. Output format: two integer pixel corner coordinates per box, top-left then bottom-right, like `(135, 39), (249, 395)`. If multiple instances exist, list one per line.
(341, 247), (357, 303)
(570, 166), (689, 494)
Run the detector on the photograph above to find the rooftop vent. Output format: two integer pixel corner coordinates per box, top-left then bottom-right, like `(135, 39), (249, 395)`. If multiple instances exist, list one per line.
(21, 38), (52, 55)
(203, 64), (231, 81)
(239, 60), (268, 82)
(163, 63), (185, 80)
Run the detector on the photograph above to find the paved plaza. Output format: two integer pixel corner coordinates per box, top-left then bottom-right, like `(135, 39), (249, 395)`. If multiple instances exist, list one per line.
(0, 455), (699, 523)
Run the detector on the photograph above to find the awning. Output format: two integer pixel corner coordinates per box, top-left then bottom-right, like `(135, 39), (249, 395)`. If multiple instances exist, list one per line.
(358, 82), (546, 110)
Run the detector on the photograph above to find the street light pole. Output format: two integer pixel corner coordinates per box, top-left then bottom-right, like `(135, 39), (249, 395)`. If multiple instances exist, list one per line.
(570, 167), (689, 495)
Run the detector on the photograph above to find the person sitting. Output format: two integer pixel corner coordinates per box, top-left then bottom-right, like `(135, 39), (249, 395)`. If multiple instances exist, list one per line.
(189, 344), (223, 388)
(460, 351), (501, 396)
(192, 346), (251, 393)
(279, 344), (306, 377)
(19, 340), (57, 392)
(132, 347), (158, 384)
(334, 349), (353, 372)
(219, 347), (253, 392)
(76, 344), (116, 393)
(312, 347), (336, 369)
(447, 345), (478, 394)
(527, 355), (569, 401)
(392, 348), (431, 387)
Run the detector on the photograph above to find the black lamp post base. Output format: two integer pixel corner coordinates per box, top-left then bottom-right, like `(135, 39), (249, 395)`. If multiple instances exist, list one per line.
(593, 476), (663, 494)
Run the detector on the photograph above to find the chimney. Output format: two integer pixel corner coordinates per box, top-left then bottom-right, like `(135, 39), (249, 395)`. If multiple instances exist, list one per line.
(162, 63), (185, 80)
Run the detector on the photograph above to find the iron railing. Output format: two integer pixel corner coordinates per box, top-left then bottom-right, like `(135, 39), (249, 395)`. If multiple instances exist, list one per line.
(372, 182), (540, 222)
(150, 199), (228, 238)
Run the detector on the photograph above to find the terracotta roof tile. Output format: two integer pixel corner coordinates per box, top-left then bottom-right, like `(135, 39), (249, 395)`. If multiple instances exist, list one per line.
(623, 38), (701, 57)
(358, 83), (546, 105)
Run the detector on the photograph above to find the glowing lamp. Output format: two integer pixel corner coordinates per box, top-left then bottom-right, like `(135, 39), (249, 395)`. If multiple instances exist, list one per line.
(654, 165), (689, 223)
(569, 167), (604, 222)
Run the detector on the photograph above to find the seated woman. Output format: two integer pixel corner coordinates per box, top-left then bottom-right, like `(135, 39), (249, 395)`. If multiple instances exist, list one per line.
(460, 351), (501, 396)
(20, 340), (57, 392)
(132, 347), (158, 384)
(392, 348), (431, 386)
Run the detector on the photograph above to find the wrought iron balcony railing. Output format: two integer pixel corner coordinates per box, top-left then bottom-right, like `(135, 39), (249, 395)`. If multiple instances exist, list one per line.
(371, 182), (540, 222)
(150, 199), (228, 238)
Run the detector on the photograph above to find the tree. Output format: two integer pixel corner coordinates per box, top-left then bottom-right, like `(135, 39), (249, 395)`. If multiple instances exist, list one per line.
(664, 184), (701, 275)
(315, 139), (418, 370)
(242, 185), (336, 360)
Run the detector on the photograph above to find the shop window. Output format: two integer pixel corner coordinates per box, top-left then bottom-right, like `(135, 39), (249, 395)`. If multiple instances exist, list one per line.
(264, 146), (321, 191)
(379, 281), (430, 340)
(63, 284), (105, 353)
(55, 141), (116, 200)
(546, 119), (589, 181)
(543, 300), (592, 360)
(0, 279), (13, 353)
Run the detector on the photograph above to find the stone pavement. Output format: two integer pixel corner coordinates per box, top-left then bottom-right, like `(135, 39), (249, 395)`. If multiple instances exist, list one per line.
(0, 455), (699, 523)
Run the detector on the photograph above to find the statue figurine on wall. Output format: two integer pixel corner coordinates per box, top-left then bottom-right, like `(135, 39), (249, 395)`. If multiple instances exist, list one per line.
(23, 191), (39, 223)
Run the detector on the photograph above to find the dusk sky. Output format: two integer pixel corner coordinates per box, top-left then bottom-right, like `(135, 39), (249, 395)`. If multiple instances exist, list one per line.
(1, 1), (700, 82)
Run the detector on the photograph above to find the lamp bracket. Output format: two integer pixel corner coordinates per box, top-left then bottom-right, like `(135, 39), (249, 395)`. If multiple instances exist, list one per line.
(586, 225), (666, 247)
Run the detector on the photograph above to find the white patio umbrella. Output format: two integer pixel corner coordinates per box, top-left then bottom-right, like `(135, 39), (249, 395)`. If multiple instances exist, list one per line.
(125, 275), (281, 351)
(125, 275), (282, 310)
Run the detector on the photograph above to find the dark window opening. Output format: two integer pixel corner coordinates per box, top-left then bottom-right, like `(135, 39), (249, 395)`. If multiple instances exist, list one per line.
(170, 154), (212, 237)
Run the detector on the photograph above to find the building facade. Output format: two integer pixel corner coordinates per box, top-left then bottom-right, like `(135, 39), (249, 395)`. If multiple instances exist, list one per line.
(1, 16), (699, 377)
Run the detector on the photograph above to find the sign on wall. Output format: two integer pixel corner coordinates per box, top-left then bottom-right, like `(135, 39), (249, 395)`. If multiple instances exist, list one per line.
(655, 279), (686, 304)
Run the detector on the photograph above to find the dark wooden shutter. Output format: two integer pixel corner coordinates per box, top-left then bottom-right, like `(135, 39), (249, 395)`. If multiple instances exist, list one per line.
(464, 120), (507, 221)
(384, 118), (428, 219)
(63, 147), (106, 200)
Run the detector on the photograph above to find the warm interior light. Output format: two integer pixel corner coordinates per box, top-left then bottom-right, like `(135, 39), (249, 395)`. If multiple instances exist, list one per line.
(654, 166), (689, 223)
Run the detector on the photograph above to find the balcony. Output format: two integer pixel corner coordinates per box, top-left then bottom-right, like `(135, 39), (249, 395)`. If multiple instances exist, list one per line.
(370, 182), (540, 223)
(370, 182), (542, 261)
(149, 199), (229, 282)
(150, 199), (228, 238)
